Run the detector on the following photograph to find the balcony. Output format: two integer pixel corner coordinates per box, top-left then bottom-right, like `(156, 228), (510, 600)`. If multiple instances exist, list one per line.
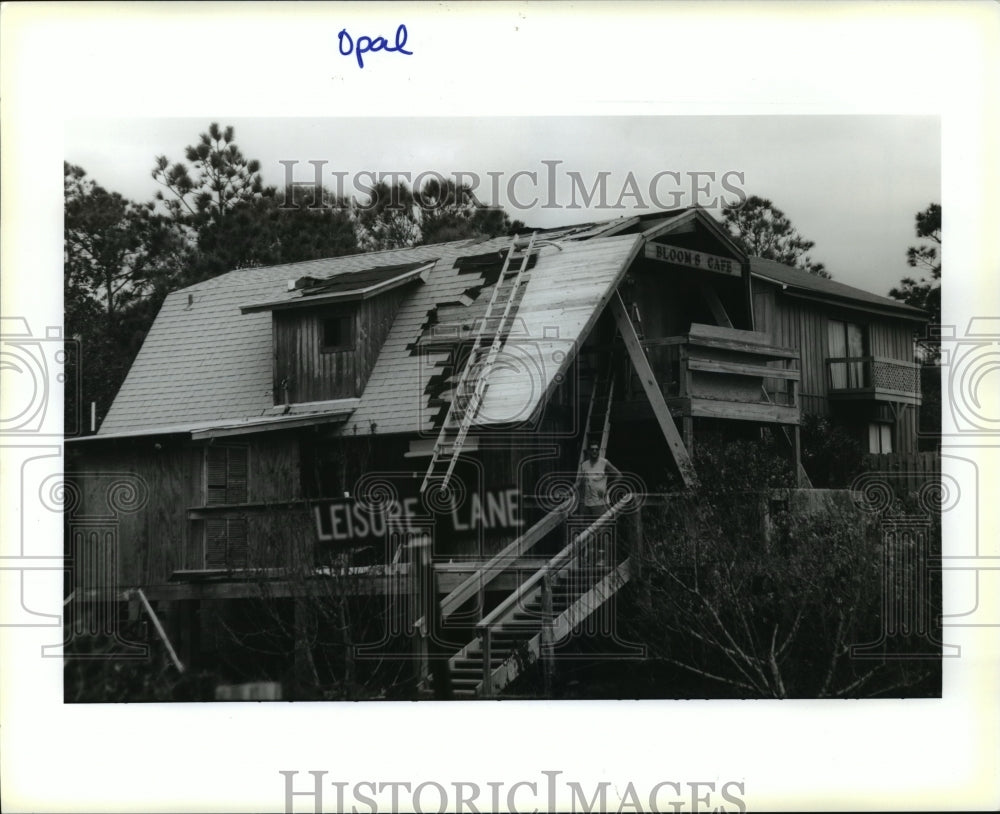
(826, 357), (922, 405)
(621, 323), (801, 425)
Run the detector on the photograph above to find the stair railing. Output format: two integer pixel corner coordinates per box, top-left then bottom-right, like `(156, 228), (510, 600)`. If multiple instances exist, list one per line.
(476, 493), (633, 696)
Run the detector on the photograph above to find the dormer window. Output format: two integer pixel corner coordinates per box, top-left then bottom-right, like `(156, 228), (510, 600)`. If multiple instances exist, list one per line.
(240, 259), (435, 404)
(321, 313), (354, 353)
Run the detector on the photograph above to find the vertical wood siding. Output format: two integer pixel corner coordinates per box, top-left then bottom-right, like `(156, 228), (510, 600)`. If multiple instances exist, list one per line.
(273, 288), (408, 404)
(68, 433), (309, 588)
(752, 277), (922, 451)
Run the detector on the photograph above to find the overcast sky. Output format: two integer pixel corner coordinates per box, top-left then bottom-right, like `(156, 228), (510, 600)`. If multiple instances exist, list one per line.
(66, 115), (939, 297)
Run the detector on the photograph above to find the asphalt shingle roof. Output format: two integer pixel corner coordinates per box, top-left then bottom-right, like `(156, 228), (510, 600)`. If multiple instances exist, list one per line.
(99, 232), (642, 438)
(750, 257), (925, 318)
(98, 211), (924, 439)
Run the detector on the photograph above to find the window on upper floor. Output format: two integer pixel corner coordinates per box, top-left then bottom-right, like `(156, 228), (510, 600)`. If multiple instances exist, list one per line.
(205, 517), (248, 569)
(205, 445), (248, 506)
(827, 319), (867, 389)
(203, 445), (250, 568)
(321, 313), (355, 353)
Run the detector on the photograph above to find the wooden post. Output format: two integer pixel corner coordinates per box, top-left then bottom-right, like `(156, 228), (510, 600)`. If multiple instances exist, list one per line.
(480, 628), (492, 698)
(410, 536), (432, 696)
(792, 424), (802, 487)
(610, 293), (698, 488)
(293, 596), (317, 692)
(700, 284), (734, 328)
(682, 417), (694, 456)
(427, 541), (452, 700)
(541, 572), (554, 698)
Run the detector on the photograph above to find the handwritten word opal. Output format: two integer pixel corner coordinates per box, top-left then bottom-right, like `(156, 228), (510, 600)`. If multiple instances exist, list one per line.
(338, 24), (412, 69)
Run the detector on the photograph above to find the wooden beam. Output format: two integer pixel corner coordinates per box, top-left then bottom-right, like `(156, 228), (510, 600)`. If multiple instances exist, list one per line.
(682, 398), (800, 424)
(610, 293), (698, 488)
(685, 331), (799, 359)
(434, 498), (573, 623)
(700, 284), (734, 328)
(686, 357), (800, 380)
(135, 588), (185, 673)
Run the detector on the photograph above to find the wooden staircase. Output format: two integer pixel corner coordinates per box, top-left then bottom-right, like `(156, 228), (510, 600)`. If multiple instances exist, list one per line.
(426, 494), (634, 699)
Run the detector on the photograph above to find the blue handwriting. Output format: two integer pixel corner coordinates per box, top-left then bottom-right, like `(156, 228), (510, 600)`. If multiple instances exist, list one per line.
(338, 24), (412, 69)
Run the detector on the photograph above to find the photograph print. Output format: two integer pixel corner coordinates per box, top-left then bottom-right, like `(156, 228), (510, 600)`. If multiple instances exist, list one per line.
(61, 115), (943, 702)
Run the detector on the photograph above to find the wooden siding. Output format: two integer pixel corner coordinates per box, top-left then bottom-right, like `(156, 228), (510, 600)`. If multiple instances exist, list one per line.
(67, 441), (200, 591)
(753, 278), (922, 452)
(66, 432), (310, 589)
(273, 287), (408, 404)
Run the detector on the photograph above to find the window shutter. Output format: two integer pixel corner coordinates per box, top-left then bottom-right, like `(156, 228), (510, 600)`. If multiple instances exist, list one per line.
(226, 447), (249, 504)
(203, 445), (251, 568)
(228, 519), (248, 568)
(205, 518), (228, 567)
(206, 447), (228, 506)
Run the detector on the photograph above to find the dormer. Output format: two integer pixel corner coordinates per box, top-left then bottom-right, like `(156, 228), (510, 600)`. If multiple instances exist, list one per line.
(241, 260), (433, 404)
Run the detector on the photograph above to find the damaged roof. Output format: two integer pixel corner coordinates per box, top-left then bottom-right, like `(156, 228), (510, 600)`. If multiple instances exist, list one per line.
(241, 260), (434, 313)
(95, 209), (923, 440)
(97, 228), (642, 438)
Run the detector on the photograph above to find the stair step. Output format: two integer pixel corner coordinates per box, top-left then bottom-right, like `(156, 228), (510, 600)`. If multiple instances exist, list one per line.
(455, 656), (519, 667)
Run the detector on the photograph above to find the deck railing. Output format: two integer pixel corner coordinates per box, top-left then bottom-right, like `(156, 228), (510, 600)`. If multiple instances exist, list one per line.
(621, 327), (800, 410)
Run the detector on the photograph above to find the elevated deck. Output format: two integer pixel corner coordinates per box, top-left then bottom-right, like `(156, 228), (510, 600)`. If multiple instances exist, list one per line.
(623, 323), (801, 425)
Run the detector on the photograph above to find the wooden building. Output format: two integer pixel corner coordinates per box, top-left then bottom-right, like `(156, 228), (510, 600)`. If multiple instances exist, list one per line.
(65, 207), (925, 697)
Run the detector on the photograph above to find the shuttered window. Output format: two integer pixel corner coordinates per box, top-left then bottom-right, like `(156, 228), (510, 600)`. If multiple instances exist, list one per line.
(205, 518), (248, 568)
(203, 445), (250, 568)
(205, 446), (248, 506)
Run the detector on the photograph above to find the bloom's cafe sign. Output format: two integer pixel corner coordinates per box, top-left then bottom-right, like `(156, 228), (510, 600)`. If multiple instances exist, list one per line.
(645, 242), (740, 276)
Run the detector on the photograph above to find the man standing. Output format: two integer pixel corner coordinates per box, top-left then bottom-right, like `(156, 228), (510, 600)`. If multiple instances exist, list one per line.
(575, 442), (622, 567)
(576, 441), (622, 518)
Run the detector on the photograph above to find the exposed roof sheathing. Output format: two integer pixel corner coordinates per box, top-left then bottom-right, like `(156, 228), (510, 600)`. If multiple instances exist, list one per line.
(98, 232), (641, 438)
(341, 234), (643, 436)
(97, 209), (922, 440)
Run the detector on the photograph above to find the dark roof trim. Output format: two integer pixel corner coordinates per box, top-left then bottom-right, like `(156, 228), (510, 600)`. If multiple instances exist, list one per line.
(70, 401), (360, 443)
(240, 262), (433, 314)
(190, 406), (357, 439)
(67, 424), (207, 443)
(752, 266), (926, 321)
(777, 288), (928, 322)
